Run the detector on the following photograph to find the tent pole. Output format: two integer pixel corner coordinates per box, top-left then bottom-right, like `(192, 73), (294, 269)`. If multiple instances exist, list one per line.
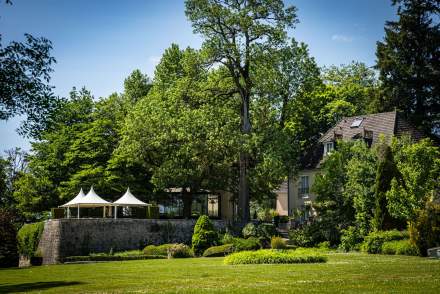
(67, 207), (70, 219)
(77, 204), (80, 219)
(103, 206), (106, 218)
(114, 206), (117, 219)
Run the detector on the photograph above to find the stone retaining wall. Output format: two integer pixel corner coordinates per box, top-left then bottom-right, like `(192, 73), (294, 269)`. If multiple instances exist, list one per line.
(37, 219), (226, 265)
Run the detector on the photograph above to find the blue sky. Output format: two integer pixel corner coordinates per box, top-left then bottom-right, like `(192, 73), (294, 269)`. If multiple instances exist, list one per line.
(0, 0), (397, 152)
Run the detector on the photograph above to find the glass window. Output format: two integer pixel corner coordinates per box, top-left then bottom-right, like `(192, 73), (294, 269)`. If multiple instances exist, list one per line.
(324, 141), (334, 155)
(298, 175), (309, 198)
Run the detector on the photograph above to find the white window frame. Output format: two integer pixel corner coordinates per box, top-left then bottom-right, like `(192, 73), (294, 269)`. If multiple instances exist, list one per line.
(324, 141), (334, 155)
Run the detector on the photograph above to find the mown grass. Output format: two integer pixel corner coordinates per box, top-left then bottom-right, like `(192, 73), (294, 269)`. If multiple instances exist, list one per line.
(0, 253), (439, 293)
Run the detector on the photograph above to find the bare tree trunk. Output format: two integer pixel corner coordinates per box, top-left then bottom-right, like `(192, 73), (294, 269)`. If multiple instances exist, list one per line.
(238, 95), (251, 223)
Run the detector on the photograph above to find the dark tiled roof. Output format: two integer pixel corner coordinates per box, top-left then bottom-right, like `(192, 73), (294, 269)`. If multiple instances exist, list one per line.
(300, 111), (425, 169)
(319, 111), (398, 144)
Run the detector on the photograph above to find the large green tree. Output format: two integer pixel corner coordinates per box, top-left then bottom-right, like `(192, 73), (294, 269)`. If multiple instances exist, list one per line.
(376, 0), (440, 136)
(185, 0), (297, 222)
(117, 45), (240, 217)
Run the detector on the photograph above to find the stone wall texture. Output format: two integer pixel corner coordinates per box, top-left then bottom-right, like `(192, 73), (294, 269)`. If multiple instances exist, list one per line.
(37, 219), (226, 264)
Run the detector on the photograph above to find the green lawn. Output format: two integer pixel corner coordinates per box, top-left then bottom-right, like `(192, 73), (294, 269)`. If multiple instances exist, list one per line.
(0, 253), (439, 293)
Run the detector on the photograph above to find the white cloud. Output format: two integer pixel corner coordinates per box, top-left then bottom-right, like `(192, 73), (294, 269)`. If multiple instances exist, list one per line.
(331, 34), (353, 43)
(147, 55), (161, 66)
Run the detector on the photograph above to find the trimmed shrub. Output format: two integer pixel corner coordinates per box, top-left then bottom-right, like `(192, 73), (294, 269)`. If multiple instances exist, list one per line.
(192, 215), (219, 256)
(339, 226), (364, 252)
(381, 240), (420, 256)
(317, 241), (331, 250)
(221, 232), (234, 245)
(361, 230), (408, 254)
(0, 209), (18, 267)
(167, 244), (193, 258)
(143, 244), (174, 256)
(271, 236), (287, 249)
(17, 222), (44, 258)
(288, 228), (313, 248)
(224, 249), (327, 265)
(231, 237), (261, 251)
(203, 244), (234, 257)
(409, 202), (440, 256)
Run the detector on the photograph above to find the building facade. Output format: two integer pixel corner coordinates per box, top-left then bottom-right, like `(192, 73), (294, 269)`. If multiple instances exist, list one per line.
(275, 111), (424, 219)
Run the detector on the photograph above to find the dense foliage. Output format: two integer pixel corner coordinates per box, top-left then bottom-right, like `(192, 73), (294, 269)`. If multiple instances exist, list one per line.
(381, 240), (420, 256)
(376, 0), (440, 135)
(0, 209), (18, 267)
(296, 137), (439, 250)
(167, 244), (194, 258)
(16, 222), (44, 257)
(409, 202), (440, 256)
(360, 230), (409, 254)
(202, 244), (235, 257)
(270, 236), (287, 249)
(192, 215), (219, 255)
(224, 248), (327, 265)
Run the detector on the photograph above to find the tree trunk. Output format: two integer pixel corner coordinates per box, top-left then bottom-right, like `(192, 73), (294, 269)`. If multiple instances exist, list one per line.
(182, 188), (193, 219)
(238, 94), (251, 223)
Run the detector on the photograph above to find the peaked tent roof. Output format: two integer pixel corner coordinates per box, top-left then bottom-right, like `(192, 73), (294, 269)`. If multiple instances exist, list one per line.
(113, 188), (148, 206)
(60, 188), (86, 207)
(75, 186), (111, 206)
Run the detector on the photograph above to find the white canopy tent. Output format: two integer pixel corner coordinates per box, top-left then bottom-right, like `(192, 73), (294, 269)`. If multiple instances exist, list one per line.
(60, 187), (111, 218)
(59, 188), (86, 218)
(112, 188), (149, 219)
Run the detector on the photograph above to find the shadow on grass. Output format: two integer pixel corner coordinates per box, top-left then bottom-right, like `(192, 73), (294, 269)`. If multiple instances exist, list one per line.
(0, 281), (84, 293)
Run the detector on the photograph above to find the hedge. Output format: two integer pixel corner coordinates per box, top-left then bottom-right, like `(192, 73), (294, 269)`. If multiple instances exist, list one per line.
(203, 244), (234, 257)
(63, 254), (165, 263)
(361, 230), (408, 254)
(381, 240), (420, 256)
(143, 244), (175, 256)
(224, 249), (327, 265)
(17, 222), (45, 257)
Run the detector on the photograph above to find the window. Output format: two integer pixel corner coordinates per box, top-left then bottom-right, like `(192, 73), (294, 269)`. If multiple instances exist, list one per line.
(324, 141), (334, 155)
(350, 118), (363, 128)
(298, 175), (309, 198)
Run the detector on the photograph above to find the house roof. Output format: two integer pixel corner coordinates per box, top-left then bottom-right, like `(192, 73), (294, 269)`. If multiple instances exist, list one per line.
(319, 111), (424, 144)
(301, 111), (425, 169)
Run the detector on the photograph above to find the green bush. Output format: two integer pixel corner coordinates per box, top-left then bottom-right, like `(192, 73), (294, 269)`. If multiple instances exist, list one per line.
(224, 249), (327, 265)
(271, 236), (286, 249)
(317, 241), (331, 250)
(361, 230), (408, 254)
(381, 240), (420, 256)
(63, 254), (165, 262)
(17, 222), (45, 257)
(168, 244), (194, 258)
(221, 232), (234, 245)
(0, 209), (18, 267)
(192, 215), (219, 256)
(202, 244), (234, 257)
(409, 202), (440, 256)
(339, 226), (364, 252)
(288, 228), (313, 247)
(230, 237), (261, 251)
(242, 223), (258, 239)
(143, 244), (174, 256)
(242, 222), (278, 247)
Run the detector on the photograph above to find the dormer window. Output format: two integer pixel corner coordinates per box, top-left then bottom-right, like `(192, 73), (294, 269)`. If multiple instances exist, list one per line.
(351, 118), (363, 128)
(324, 141), (334, 155)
